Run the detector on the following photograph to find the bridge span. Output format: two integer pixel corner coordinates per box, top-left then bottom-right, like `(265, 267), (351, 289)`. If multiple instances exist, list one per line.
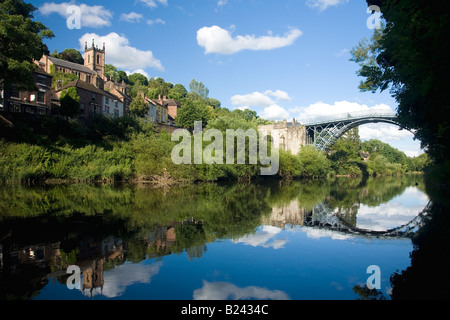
(258, 109), (410, 153)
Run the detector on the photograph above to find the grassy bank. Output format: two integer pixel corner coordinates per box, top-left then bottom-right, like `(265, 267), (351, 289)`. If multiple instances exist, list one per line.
(0, 113), (428, 184)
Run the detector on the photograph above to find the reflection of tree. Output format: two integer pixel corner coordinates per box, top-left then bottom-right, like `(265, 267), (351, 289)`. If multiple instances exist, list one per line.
(353, 285), (387, 300)
(390, 186), (450, 299)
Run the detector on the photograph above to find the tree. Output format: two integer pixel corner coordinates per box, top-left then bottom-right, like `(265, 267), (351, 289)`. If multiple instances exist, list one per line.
(104, 64), (118, 81)
(54, 48), (84, 64)
(0, 0), (54, 94)
(351, 0), (450, 163)
(148, 77), (173, 98)
(169, 83), (188, 101)
(128, 73), (148, 86)
(175, 99), (211, 131)
(189, 79), (209, 99)
(59, 87), (80, 117)
(128, 94), (149, 118)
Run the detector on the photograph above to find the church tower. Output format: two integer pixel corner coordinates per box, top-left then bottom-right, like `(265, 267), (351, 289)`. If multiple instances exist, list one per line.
(84, 39), (106, 82)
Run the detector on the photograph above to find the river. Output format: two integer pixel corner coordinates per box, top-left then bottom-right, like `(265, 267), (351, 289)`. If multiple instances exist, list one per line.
(0, 175), (431, 300)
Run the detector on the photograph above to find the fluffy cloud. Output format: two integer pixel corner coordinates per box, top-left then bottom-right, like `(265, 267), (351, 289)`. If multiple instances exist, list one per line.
(359, 123), (414, 142)
(193, 281), (290, 300)
(306, 0), (349, 11)
(79, 32), (164, 71)
(197, 26), (302, 55)
(136, 0), (168, 8)
(264, 90), (292, 101)
(231, 92), (276, 107)
(39, 2), (113, 28)
(293, 100), (393, 120)
(260, 105), (290, 121)
(120, 12), (144, 23)
(231, 90), (291, 107)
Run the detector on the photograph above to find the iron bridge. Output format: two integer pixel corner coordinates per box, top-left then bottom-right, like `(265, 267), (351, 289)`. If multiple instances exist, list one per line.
(302, 109), (408, 151)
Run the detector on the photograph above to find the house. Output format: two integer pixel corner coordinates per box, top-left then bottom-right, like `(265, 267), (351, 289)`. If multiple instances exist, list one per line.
(56, 79), (105, 118)
(105, 80), (132, 116)
(145, 96), (168, 125)
(102, 91), (124, 118)
(0, 66), (54, 115)
(155, 95), (182, 123)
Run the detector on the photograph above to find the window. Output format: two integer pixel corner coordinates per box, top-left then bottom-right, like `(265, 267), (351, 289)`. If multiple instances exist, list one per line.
(88, 55), (90, 64)
(80, 103), (85, 114)
(105, 97), (109, 105)
(104, 106), (110, 115)
(37, 90), (45, 103)
(92, 93), (96, 100)
(115, 101), (118, 108)
(97, 54), (99, 64)
(10, 85), (19, 99)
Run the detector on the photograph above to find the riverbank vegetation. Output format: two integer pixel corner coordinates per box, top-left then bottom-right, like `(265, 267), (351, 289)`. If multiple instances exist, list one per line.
(0, 110), (429, 184)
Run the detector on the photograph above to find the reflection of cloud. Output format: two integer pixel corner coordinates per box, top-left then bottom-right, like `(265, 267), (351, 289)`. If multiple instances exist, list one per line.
(302, 227), (353, 240)
(357, 203), (425, 231)
(193, 281), (290, 300)
(233, 225), (287, 249)
(83, 261), (162, 298)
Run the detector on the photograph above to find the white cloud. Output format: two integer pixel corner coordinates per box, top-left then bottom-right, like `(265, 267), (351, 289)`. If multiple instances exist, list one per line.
(193, 281), (290, 300)
(136, 0), (168, 8)
(294, 101), (393, 120)
(79, 32), (164, 71)
(306, 0), (349, 11)
(260, 105), (291, 121)
(231, 92), (276, 107)
(231, 90), (291, 108)
(217, 0), (228, 7)
(120, 12), (144, 23)
(147, 18), (166, 25)
(197, 25), (302, 55)
(39, 2), (113, 28)
(125, 69), (150, 79)
(264, 90), (291, 101)
(359, 123), (414, 142)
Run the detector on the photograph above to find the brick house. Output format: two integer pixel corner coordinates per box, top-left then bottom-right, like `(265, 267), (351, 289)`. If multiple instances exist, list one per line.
(0, 66), (54, 115)
(56, 79), (104, 118)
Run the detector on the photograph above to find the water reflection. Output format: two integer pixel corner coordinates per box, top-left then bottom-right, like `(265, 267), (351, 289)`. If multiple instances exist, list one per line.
(0, 175), (428, 300)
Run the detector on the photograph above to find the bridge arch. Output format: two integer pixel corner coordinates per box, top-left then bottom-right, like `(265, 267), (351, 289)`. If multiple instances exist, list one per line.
(303, 110), (415, 151)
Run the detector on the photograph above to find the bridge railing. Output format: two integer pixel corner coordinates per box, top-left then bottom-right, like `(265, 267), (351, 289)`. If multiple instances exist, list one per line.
(301, 109), (397, 126)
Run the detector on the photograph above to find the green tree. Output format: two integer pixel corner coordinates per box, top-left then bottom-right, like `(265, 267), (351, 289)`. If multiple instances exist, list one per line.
(128, 73), (148, 86)
(169, 83), (188, 101)
(148, 77), (173, 98)
(297, 145), (331, 178)
(189, 79), (209, 99)
(0, 0), (54, 94)
(351, 0), (450, 163)
(128, 94), (149, 118)
(59, 87), (80, 117)
(54, 48), (84, 64)
(175, 99), (211, 131)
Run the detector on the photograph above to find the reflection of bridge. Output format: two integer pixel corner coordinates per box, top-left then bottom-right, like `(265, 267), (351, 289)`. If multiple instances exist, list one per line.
(302, 109), (404, 151)
(304, 201), (432, 239)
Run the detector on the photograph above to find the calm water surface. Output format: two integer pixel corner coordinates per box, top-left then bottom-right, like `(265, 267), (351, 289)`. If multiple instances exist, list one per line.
(0, 175), (429, 300)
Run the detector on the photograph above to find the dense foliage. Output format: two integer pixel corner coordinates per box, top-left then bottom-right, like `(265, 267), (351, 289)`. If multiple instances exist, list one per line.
(352, 0), (450, 169)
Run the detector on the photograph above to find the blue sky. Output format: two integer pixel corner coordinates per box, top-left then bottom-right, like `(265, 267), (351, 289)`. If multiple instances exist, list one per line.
(31, 0), (423, 156)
